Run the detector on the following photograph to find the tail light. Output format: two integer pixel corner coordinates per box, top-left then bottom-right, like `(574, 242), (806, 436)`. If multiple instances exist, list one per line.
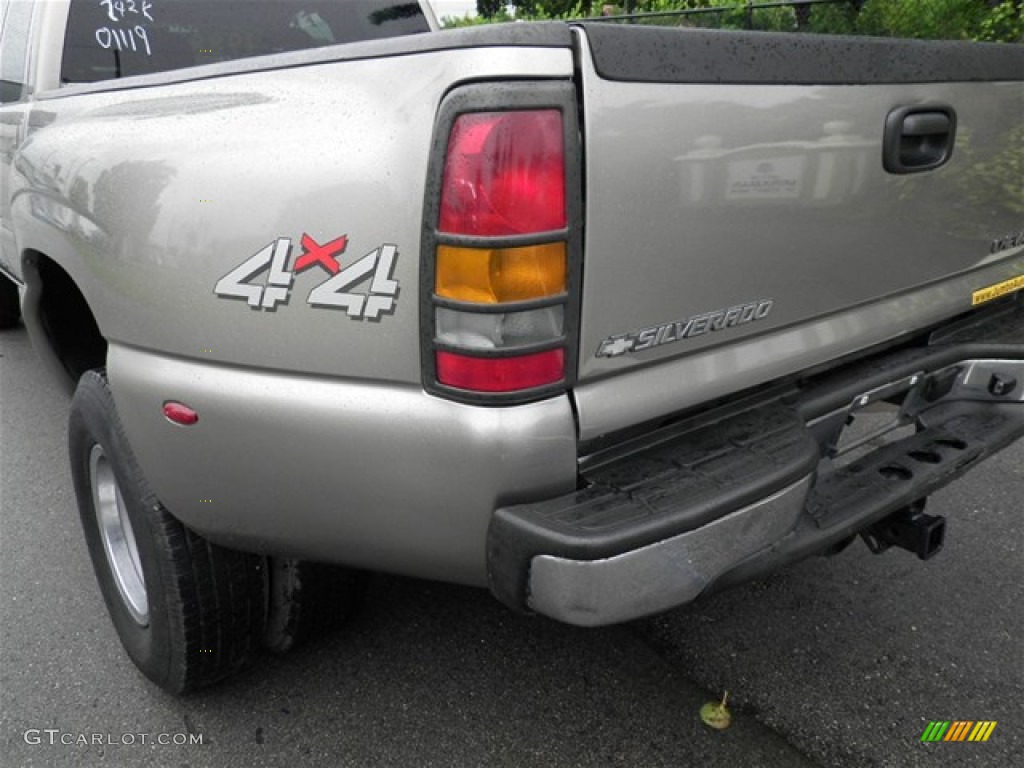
(422, 84), (580, 404)
(438, 111), (566, 237)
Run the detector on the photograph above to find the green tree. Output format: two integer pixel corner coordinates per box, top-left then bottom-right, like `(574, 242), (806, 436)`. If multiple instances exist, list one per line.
(808, 2), (861, 34)
(976, 0), (1024, 41)
(536, 0), (591, 13)
(476, 0), (506, 18)
(458, 0), (1024, 41)
(856, 0), (987, 38)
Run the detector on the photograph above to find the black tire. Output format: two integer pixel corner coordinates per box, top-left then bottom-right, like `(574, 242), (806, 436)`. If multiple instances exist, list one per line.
(0, 276), (20, 329)
(69, 369), (267, 694)
(263, 557), (364, 653)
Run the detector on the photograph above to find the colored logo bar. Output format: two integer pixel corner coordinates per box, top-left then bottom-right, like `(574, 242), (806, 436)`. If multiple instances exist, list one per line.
(921, 721), (997, 742)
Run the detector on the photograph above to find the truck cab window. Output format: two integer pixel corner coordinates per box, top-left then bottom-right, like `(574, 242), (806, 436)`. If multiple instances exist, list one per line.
(61, 0), (430, 85)
(0, 0), (33, 103)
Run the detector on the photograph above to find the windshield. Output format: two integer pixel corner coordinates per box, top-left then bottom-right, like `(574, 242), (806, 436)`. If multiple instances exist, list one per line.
(62, 0), (430, 84)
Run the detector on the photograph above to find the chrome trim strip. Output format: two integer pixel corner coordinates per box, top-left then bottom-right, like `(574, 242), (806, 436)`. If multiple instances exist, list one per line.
(526, 475), (812, 627)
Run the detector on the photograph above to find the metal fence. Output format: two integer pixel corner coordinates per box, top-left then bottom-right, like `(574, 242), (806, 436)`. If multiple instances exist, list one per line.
(453, 2), (1022, 42)
(593, 0), (847, 29)
(587, 0), (1019, 39)
(591, 1), (859, 31)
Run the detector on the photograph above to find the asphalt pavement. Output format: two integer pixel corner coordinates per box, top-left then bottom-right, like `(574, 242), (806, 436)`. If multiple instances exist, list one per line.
(2, 324), (1021, 767)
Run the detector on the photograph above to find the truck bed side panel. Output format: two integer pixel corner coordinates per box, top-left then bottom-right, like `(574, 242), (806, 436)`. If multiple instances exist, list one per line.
(11, 44), (573, 386)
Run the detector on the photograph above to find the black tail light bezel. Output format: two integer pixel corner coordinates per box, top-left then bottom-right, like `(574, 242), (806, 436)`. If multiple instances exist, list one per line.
(420, 81), (583, 406)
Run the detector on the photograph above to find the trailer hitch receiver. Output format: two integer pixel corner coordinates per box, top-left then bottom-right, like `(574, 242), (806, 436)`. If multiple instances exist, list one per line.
(861, 501), (946, 561)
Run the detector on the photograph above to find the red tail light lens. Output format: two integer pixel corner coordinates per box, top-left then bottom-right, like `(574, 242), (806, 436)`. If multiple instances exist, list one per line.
(439, 111), (566, 237)
(436, 349), (565, 393)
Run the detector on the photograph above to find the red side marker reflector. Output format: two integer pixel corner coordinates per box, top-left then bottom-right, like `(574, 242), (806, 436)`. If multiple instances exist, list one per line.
(436, 349), (564, 393)
(163, 401), (199, 426)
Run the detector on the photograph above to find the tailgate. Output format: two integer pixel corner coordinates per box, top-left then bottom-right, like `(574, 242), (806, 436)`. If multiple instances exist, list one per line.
(571, 24), (1024, 441)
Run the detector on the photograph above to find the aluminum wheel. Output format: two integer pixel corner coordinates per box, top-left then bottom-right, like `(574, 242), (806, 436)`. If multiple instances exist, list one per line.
(73, 370), (266, 692)
(90, 444), (149, 626)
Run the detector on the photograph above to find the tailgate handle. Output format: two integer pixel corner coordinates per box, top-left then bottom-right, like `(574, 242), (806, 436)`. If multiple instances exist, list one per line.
(883, 106), (956, 175)
(902, 113), (949, 136)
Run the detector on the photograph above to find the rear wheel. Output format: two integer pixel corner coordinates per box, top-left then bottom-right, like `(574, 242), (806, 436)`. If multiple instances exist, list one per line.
(70, 370), (267, 693)
(0, 277), (20, 329)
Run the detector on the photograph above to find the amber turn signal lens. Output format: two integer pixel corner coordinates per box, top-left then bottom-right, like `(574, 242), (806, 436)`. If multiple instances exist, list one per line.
(436, 243), (566, 304)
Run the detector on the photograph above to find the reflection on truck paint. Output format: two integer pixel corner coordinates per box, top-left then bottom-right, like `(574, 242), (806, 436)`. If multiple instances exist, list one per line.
(677, 122), (873, 206)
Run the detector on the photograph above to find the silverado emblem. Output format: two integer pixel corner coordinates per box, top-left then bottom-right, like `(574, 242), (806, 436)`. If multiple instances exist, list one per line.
(596, 299), (774, 358)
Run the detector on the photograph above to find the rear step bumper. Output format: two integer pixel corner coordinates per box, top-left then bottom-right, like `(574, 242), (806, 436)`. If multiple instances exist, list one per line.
(487, 300), (1024, 626)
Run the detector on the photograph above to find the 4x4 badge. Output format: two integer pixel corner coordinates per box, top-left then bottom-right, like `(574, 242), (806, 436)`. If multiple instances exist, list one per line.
(214, 234), (399, 320)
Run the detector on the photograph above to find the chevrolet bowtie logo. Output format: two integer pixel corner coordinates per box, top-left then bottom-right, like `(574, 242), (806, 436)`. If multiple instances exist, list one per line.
(596, 335), (635, 358)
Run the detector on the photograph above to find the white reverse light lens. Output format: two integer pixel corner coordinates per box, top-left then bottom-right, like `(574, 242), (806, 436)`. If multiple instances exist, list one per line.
(436, 306), (564, 350)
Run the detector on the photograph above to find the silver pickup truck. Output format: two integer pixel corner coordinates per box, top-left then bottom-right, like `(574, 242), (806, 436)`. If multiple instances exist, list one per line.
(2, 0), (1022, 694)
